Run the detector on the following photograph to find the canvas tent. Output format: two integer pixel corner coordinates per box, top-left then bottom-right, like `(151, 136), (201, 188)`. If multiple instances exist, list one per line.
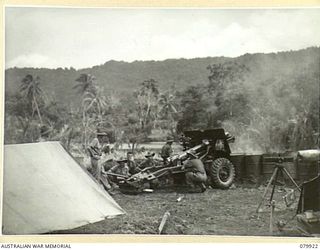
(2, 142), (124, 234)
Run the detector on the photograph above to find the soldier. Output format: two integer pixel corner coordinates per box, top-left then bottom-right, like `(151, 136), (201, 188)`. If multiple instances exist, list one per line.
(108, 157), (130, 177)
(139, 152), (156, 169)
(87, 130), (109, 181)
(127, 151), (141, 175)
(182, 150), (207, 193)
(161, 136), (174, 164)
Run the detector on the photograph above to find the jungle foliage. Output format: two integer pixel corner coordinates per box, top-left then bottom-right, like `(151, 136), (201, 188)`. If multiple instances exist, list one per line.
(4, 47), (320, 153)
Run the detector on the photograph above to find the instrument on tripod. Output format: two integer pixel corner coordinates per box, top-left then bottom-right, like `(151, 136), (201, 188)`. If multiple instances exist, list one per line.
(256, 156), (301, 213)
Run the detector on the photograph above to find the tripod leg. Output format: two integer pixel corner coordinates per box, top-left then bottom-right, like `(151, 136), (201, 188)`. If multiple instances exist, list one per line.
(256, 167), (279, 212)
(282, 167), (301, 191)
(269, 168), (279, 204)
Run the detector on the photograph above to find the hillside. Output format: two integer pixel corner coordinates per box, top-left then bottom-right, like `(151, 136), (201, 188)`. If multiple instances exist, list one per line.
(5, 47), (320, 105)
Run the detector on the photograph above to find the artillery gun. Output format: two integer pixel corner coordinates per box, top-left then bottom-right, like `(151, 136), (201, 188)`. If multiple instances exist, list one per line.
(116, 128), (236, 194)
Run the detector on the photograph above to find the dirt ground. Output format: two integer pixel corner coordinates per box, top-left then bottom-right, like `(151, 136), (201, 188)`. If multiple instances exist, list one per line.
(54, 183), (303, 236)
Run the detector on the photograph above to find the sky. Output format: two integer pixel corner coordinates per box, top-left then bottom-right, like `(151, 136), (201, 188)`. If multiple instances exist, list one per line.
(5, 7), (320, 69)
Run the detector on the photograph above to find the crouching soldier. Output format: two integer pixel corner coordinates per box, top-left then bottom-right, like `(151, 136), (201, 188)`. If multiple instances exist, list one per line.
(182, 150), (207, 193)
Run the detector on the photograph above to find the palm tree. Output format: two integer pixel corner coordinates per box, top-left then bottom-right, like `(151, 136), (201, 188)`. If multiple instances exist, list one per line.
(158, 91), (178, 133)
(158, 92), (177, 118)
(74, 73), (109, 146)
(135, 79), (159, 130)
(82, 87), (108, 122)
(73, 73), (97, 95)
(19, 74), (43, 124)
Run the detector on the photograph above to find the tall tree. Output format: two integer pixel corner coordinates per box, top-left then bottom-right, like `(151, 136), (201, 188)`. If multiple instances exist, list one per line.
(135, 79), (159, 131)
(207, 62), (250, 124)
(158, 88), (178, 133)
(82, 87), (107, 120)
(74, 73), (101, 146)
(73, 74), (97, 95)
(176, 85), (209, 132)
(19, 74), (43, 124)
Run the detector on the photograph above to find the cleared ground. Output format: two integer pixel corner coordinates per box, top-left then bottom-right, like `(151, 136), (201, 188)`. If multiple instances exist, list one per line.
(54, 184), (302, 236)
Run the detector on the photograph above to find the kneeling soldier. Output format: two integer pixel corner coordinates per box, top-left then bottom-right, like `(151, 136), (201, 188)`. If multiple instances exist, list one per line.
(183, 150), (207, 192)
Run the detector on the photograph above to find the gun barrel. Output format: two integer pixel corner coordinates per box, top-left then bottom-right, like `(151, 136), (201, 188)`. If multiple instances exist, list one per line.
(168, 143), (205, 162)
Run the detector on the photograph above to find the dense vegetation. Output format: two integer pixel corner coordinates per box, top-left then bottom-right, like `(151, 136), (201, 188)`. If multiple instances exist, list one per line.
(4, 47), (320, 154)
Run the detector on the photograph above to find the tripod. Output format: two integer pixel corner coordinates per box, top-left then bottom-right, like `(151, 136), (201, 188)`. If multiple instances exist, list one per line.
(256, 162), (301, 213)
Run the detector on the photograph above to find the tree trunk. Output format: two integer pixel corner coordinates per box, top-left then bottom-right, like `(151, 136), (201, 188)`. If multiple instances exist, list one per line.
(33, 95), (43, 124)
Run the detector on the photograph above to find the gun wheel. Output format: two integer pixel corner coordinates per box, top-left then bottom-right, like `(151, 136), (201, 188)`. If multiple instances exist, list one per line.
(208, 158), (235, 189)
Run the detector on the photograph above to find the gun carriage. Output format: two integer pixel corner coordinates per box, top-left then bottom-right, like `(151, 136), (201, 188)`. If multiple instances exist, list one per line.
(108, 128), (236, 194)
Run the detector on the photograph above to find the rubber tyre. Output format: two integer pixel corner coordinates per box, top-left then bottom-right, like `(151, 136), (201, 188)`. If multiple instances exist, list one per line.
(208, 158), (235, 189)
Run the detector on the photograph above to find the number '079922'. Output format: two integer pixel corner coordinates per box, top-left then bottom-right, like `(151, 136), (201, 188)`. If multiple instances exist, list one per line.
(300, 244), (319, 248)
